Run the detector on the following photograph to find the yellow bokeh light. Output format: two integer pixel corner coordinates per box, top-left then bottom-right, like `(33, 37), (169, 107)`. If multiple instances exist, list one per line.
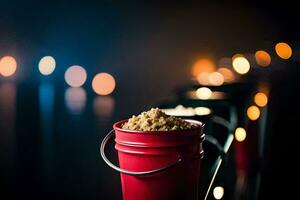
(232, 53), (244, 60)
(232, 57), (250, 75)
(213, 186), (224, 199)
(92, 73), (116, 95)
(275, 42), (292, 59)
(247, 105), (260, 121)
(208, 72), (224, 86)
(217, 67), (235, 83)
(254, 92), (268, 107)
(196, 72), (210, 85)
(255, 50), (271, 67)
(64, 65), (87, 87)
(196, 87), (212, 100)
(235, 127), (247, 142)
(38, 56), (56, 75)
(0, 56), (17, 77)
(192, 59), (216, 77)
(194, 107), (211, 116)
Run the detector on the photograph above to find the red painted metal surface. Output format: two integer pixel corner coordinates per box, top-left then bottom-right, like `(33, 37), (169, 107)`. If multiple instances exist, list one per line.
(113, 119), (204, 200)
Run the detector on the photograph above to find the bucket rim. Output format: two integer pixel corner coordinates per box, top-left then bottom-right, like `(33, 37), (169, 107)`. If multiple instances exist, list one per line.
(113, 119), (204, 134)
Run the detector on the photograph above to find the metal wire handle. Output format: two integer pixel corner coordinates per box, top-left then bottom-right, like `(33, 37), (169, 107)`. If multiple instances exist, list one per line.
(100, 129), (224, 176)
(100, 129), (186, 176)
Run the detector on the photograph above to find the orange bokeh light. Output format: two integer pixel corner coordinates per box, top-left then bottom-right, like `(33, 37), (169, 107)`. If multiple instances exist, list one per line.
(0, 56), (17, 77)
(192, 59), (216, 77)
(217, 67), (235, 83)
(92, 73), (116, 95)
(255, 50), (271, 67)
(275, 42), (292, 59)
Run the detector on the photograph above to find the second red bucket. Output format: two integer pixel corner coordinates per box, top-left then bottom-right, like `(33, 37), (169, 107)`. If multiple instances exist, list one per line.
(101, 119), (205, 200)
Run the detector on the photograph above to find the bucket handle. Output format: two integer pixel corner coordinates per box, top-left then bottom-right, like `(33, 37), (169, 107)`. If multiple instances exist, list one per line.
(100, 130), (223, 176)
(100, 129), (186, 176)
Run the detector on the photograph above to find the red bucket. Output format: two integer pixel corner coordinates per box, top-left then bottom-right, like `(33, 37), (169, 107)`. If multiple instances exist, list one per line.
(101, 119), (205, 200)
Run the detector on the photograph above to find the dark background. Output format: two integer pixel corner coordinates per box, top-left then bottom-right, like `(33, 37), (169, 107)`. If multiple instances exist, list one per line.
(1, 0), (300, 199)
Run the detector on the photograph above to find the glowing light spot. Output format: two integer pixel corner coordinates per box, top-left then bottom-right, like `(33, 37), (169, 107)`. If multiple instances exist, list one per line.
(92, 73), (116, 95)
(38, 56), (56, 75)
(218, 57), (232, 68)
(235, 127), (247, 142)
(196, 87), (212, 100)
(0, 56), (17, 77)
(255, 50), (271, 67)
(232, 57), (250, 75)
(65, 87), (86, 115)
(217, 67), (235, 83)
(275, 42), (292, 59)
(162, 105), (195, 117)
(196, 72), (210, 85)
(192, 59), (216, 77)
(254, 92), (268, 107)
(194, 107), (211, 116)
(213, 186), (224, 199)
(64, 65), (87, 87)
(232, 53), (244, 60)
(208, 72), (224, 86)
(247, 105), (260, 121)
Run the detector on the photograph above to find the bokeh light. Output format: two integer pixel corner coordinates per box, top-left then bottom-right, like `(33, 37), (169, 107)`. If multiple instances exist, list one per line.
(0, 56), (17, 77)
(232, 56), (250, 75)
(64, 65), (87, 87)
(208, 72), (224, 86)
(235, 127), (247, 142)
(217, 67), (235, 83)
(38, 56), (56, 75)
(196, 87), (212, 100)
(192, 59), (216, 77)
(218, 57), (232, 68)
(213, 186), (224, 199)
(232, 53), (244, 60)
(65, 87), (86, 115)
(247, 105), (260, 121)
(254, 92), (268, 107)
(196, 72), (210, 85)
(275, 42), (292, 59)
(194, 107), (212, 116)
(92, 73), (116, 95)
(255, 50), (271, 67)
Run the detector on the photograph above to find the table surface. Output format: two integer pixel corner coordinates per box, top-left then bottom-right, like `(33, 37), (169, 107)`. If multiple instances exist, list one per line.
(0, 81), (259, 200)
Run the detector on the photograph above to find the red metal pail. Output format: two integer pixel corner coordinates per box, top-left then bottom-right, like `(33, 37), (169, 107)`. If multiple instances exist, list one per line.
(101, 119), (204, 200)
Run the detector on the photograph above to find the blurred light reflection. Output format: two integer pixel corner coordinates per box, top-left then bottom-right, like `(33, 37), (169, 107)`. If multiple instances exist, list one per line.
(247, 105), (260, 121)
(93, 96), (115, 124)
(254, 50), (271, 67)
(232, 56), (250, 75)
(0, 83), (16, 169)
(65, 87), (86, 115)
(192, 59), (216, 77)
